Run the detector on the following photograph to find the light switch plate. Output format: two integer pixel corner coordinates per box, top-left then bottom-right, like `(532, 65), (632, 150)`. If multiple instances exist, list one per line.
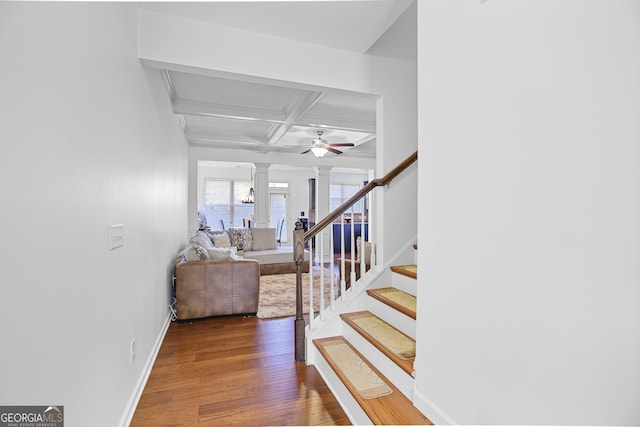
(109, 224), (124, 250)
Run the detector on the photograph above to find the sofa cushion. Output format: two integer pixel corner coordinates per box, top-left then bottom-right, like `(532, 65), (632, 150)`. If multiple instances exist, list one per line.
(229, 228), (253, 251)
(243, 247), (309, 265)
(211, 232), (231, 248)
(250, 227), (277, 251)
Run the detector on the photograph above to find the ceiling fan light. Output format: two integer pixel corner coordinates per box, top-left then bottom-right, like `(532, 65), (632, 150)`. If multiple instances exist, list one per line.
(311, 147), (328, 158)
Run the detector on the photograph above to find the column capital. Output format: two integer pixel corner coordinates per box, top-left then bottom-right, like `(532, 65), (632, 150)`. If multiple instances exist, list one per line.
(314, 165), (333, 176)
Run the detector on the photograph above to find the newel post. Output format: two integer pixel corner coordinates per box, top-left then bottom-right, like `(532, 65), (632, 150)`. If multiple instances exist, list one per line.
(293, 221), (306, 362)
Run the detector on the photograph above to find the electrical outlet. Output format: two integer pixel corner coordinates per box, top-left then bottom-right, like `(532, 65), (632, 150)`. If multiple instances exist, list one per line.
(130, 338), (136, 363)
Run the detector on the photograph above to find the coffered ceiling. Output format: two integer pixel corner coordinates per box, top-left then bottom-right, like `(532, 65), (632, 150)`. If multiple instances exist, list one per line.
(140, 0), (415, 162)
(161, 69), (378, 159)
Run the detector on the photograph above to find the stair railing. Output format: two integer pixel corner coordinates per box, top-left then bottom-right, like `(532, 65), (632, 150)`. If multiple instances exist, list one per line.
(293, 151), (417, 362)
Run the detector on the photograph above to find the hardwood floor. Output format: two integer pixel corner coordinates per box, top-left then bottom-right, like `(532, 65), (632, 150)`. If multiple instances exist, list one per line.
(130, 315), (351, 426)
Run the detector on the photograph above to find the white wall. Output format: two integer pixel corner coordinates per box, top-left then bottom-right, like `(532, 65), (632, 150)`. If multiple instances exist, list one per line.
(0, 3), (188, 426)
(368, 1), (418, 263)
(417, 1), (640, 425)
(141, 9), (416, 265)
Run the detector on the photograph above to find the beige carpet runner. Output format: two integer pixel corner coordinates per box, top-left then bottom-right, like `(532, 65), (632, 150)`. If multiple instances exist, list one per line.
(373, 287), (416, 313)
(318, 338), (392, 400)
(347, 312), (415, 360)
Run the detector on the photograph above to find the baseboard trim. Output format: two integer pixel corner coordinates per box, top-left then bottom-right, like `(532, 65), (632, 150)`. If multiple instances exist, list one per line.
(413, 389), (457, 425)
(118, 312), (172, 427)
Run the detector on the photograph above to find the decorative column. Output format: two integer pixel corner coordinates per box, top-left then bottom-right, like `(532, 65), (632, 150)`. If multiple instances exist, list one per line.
(315, 166), (332, 263)
(253, 163), (270, 228)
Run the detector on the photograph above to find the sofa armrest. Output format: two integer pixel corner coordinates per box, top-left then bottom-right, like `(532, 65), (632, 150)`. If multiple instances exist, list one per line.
(175, 259), (259, 320)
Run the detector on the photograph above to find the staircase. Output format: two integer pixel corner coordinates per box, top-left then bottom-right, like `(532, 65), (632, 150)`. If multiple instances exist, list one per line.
(310, 258), (432, 425)
(292, 151), (423, 424)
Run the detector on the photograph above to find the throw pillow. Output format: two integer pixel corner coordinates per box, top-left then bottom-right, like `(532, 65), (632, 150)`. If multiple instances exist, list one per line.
(228, 228), (253, 251)
(190, 231), (214, 250)
(212, 232), (231, 248)
(207, 247), (232, 260)
(250, 227), (277, 251)
(184, 244), (209, 261)
(204, 229), (225, 240)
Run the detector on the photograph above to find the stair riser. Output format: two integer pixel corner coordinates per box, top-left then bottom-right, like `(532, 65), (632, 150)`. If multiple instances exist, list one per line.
(391, 272), (417, 296)
(343, 323), (415, 400)
(309, 344), (373, 425)
(368, 297), (416, 340)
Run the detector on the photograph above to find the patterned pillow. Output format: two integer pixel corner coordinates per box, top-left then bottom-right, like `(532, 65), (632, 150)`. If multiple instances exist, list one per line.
(228, 228), (253, 251)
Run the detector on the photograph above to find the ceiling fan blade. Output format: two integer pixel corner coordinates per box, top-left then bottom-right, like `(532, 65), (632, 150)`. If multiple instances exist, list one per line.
(329, 143), (355, 147)
(327, 147), (343, 155)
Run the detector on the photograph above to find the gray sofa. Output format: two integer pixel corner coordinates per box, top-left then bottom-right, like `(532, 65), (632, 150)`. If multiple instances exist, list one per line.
(189, 228), (310, 275)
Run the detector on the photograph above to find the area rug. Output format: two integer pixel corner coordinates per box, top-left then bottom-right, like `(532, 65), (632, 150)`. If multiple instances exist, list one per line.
(257, 266), (338, 319)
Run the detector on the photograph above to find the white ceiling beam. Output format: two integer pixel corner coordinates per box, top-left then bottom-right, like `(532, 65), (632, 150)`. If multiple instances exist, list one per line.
(298, 113), (375, 134)
(160, 69), (177, 103)
(185, 129), (267, 146)
(265, 90), (324, 148)
(173, 99), (286, 123)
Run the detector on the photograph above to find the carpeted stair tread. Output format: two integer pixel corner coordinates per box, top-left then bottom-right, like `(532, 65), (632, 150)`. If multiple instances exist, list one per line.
(315, 337), (392, 400)
(367, 287), (416, 319)
(341, 311), (415, 375)
(314, 337), (432, 426)
(390, 264), (417, 279)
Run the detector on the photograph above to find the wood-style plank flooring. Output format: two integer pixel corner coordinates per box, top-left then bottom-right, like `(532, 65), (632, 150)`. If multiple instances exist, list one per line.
(130, 315), (351, 426)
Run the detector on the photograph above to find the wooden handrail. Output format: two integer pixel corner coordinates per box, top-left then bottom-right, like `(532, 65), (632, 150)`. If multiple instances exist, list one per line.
(303, 150), (417, 242)
(293, 150), (417, 363)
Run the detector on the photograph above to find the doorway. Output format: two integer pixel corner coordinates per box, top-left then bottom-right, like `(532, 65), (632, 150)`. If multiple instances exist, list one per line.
(270, 191), (288, 244)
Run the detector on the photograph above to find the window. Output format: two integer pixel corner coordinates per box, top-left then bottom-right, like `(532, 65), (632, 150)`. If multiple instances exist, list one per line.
(269, 182), (289, 188)
(330, 184), (362, 213)
(203, 179), (254, 229)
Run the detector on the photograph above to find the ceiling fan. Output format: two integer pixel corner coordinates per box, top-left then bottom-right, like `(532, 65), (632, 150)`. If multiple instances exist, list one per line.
(301, 130), (354, 157)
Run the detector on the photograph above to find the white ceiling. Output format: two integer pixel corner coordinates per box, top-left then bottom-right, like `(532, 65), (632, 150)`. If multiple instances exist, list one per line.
(140, 1), (414, 161)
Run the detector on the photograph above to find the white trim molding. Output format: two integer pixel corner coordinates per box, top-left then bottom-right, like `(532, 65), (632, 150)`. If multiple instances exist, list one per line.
(413, 389), (457, 425)
(118, 312), (172, 427)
